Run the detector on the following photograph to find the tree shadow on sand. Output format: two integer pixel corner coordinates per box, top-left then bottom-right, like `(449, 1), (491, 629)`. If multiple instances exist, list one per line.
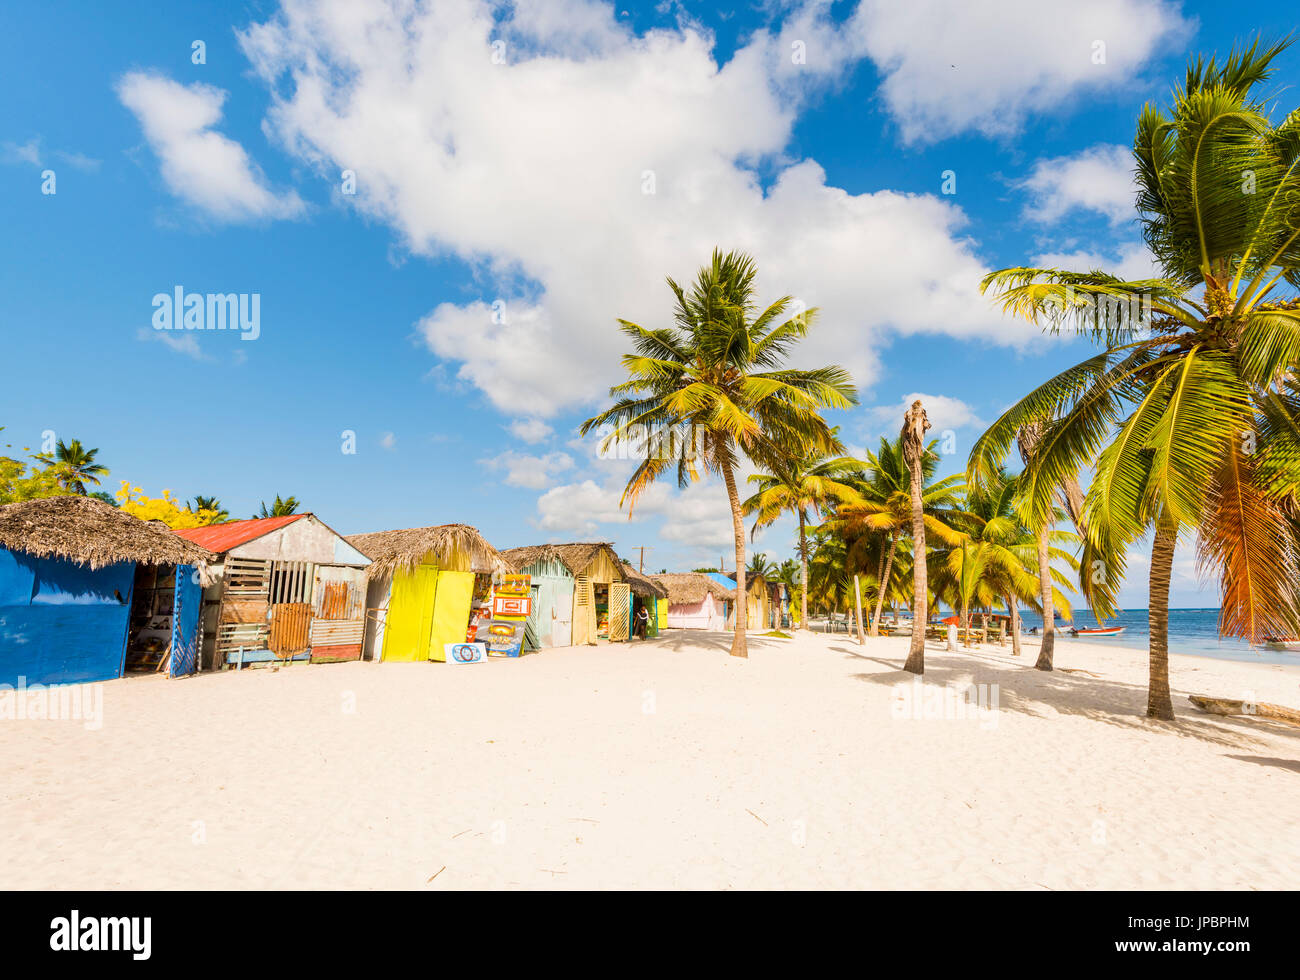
(647, 630), (790, 654)
(1223, 754), (1300, 774)
(831, 642), (1297, 751)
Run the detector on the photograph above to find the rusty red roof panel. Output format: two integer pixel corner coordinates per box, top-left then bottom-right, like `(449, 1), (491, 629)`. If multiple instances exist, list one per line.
(173, 514), (305, 552)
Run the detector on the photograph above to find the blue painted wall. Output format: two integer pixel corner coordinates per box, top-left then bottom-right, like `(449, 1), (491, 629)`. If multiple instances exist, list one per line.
(706, 572), (736, 619)
(0, 548), (134, 685)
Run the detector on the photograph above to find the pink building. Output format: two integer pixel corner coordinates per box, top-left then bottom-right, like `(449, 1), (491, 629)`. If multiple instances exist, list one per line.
(650, 573), (736, 630)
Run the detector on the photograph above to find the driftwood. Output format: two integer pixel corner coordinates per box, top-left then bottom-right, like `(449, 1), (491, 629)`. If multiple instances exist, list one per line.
(1188, 695), (1300, 727)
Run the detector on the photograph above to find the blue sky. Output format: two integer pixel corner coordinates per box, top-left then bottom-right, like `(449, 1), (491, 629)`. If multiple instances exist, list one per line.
(3, 0), (1296, 607)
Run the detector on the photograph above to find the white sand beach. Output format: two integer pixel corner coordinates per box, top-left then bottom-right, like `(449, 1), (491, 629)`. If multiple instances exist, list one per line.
(4, 630), (1298, 890)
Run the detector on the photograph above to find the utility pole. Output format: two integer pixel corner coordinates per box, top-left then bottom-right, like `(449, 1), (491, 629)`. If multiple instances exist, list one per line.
(631, 545), (652, 573)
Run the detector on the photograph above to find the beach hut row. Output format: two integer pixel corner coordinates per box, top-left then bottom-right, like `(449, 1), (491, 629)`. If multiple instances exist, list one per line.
(501, 543), (667, 647)
(0, 498), (706, 684)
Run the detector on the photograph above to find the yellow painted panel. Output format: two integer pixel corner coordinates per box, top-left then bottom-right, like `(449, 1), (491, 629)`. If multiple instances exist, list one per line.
(427, 570), (474, 661)
(382, 565), (437, 662)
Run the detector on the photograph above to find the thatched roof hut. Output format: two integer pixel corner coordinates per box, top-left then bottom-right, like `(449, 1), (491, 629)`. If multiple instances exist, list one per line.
(347, 524), (504, 579)
(501, 542), (666, 598)
(649, 572), (736, 604)
(0, 495), (214, 570)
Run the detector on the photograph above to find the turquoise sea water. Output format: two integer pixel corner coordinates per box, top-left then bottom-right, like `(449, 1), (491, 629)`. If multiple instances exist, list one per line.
(1023, 607), (1300, 666)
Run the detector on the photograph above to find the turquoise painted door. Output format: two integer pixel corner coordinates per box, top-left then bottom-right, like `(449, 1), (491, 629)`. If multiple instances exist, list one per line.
(525, 566), (574, 647)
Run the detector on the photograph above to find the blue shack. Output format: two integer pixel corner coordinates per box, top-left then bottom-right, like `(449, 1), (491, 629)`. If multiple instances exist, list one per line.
(0, 496), (213, 686)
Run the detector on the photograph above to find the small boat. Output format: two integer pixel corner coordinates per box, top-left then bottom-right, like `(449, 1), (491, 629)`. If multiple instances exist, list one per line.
(1071, 626), (1125, 636)
(1264, 636), (1300, 652)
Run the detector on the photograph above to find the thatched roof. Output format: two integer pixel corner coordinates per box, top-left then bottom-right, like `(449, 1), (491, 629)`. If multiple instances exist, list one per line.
(0, 496), (214, 570)
(346, 524), (504, 578)
(650, 572), (736, 604)
(502, 542), (666, 598)
(502, 542), (613, 576)
(620, 563), (667, 598)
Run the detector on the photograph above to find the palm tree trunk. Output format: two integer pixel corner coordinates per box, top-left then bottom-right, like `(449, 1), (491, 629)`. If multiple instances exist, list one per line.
(1032, 523), (1055, 671)
(798, 511), (809, 632)
(870, 532), (896, 637)
(1007, 594), (1022, 657)
(902, 401), (929, 674)
(1147, 520), (1177, 720)
(722, 460), (748, 659)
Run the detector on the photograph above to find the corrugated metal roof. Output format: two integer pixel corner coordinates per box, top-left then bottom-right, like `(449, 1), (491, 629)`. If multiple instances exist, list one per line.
(173, 514), (305, 553)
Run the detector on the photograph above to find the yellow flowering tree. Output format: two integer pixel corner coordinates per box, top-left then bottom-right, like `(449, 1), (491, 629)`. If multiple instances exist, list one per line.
(0, 456), (72, 504)
(116, 482), (222, 529)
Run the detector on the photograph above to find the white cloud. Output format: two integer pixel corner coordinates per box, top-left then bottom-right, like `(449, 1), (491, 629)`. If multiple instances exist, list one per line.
(136, 326), (208, 360)
(1020, 144), (1136, 225)
(849, 0), (1191, 143)
(54, 150), (102, 172)
(1034, 241), (1161, 282)
(379, 431), (397, 450)
(116, 71), (305, 222)
(535, 477), (648, 534)
(2, 138), (102, 172)
(654, 481), (742, 551)
(237, 0), (1053, 419)
(480, 449), (574, 489)
(507, 418), (554, 443)
(1, 138), (42, 166)
(863, 392), (985, 439)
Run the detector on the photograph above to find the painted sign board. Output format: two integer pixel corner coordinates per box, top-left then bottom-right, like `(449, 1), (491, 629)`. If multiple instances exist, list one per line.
(495, 574), (530, 597)
(445, 642), (488, 664)
(491, 595), (532, 618)
(484, 620), (524, 657)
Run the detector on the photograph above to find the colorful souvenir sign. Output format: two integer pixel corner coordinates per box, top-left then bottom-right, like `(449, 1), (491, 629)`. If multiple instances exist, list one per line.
(445, 642), (488, 664)
(485, 620), (524, 657)
(491, 595), (532, 618)
(494, 574), (530, 597)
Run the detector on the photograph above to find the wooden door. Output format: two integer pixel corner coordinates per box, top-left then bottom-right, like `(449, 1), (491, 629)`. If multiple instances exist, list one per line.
(269, 602), (312, 655)
(573, 574), (591, 646)
(609, 583), (630, 641)
(553, 582), (573, 646)
(382, 565), (438, 662)
(427, 570), (474, 661)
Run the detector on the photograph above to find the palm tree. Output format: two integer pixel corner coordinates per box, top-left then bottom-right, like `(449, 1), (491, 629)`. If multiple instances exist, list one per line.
(258, 495), (300, 518)
(972, 38), (1300, 718)
(901, 401), (930, 674)
(742, 445), (861, 632)
(1015, 421), (1063, 669)
(746, 553), (776, 579)
(807, 528), (851, 619)
(36, 438), (108, 494)
(937, 471), (1080, 649)
(190, 495), (230, 522)
(774, 558), (801, 591)
(826, 435), (965, 636)
(579, 249), (857, 658)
